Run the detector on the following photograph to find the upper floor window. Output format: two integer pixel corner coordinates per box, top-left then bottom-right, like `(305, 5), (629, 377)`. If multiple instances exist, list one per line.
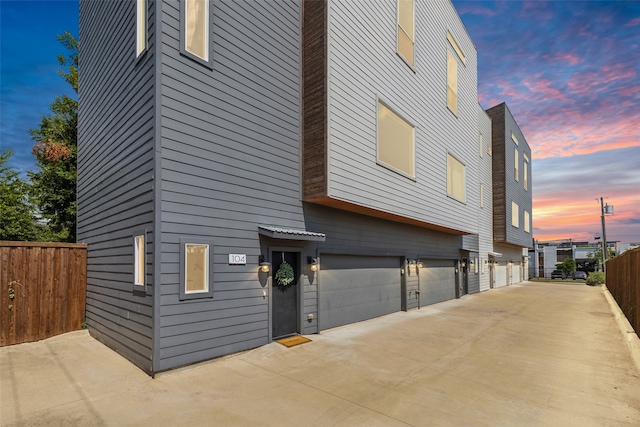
(511, 131), (519, 145)
(397, 0), (415, 66)
(447, 31), (465, 64)
(524, 210), (530, 233)
(514, 149), (519, 182)
(136, 0), (147, 57)
(479, 183), (484, 208)
(447, 153), (465, 202)
(447, 51), (457, 114)
(478, 133), (483, 158)
(181, 0), (212, 67)
(512, 201), (519, 228)
(377, 100), (415, 178)
(523, 153), (529, 191)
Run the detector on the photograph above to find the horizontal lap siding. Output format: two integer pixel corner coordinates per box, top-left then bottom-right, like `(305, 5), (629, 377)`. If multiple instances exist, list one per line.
(325, 0), (480, 234)
(157, 0), (302, 371)
(478, 106), (494, 292)
(78, 0), (156, 372)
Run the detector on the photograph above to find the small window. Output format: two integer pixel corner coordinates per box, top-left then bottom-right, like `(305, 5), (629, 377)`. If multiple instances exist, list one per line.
(512, 201), (519, 228)
(478, 133), (483, 158)
(134, 235), (145, 287)
(524, 210), (530, 233)
(181, 0), (212, 67)
(136, 0), (147, 57)
(377, 100), (415, 178)
(447, 153), (465, 202)
(180, 239), (214, 300)
(447, 51), (457, 114)
(479, 183), (484, 208)
(185, 244), (209, 293)
(523, 159), (528, 191)
(474, 257), (479, 274)
(511, 131), (519, 145)
(397, 0), (414, 66)
(447, 31), (465, 63)
(514, 149), (519, 182)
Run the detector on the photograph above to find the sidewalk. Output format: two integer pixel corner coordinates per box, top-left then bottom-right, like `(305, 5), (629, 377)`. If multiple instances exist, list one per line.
(2, 282), (639, 426)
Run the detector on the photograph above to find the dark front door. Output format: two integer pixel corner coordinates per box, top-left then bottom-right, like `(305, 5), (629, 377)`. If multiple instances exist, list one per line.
(271, 251), (299, 339)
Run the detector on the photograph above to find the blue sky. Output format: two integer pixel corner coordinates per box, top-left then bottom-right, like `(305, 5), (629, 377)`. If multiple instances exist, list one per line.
(1, 0), (639, 244)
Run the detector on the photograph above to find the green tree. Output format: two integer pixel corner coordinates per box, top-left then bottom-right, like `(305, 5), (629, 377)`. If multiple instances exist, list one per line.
(0, 150), (42, 241)
(557, 258), (576, 278)
(29, 32), (78, 242)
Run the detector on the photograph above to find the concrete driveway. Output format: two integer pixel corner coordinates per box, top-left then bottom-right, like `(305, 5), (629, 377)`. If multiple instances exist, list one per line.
(2, 281), (639, 426)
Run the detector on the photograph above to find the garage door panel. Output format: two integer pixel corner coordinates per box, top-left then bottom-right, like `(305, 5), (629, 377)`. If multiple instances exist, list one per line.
(495, 264), (507, 288)
(512, 263), (521, 283)
(320, 255), (401, 331)
(420, 259), (456, 306)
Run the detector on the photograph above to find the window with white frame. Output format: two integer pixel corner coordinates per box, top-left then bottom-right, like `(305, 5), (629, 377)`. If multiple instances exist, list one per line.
(523, 153), (529, 191)
(514, 149), (519, 181)
(447, 51), (457, 114)
(478, 133), (483, 158)
(134, 235), (145, 287)
(179, 239), (214, 300)
(524, 210), (530, 233)
(182, 0), (211, 65)
(480, 183), (484, 208)
(447, 153), (465, 202)
(512, 201), (519, 228)
(377, 100), (415, 178)
(136, 0), (147, 57)
(397, 0), (414, 66)
(185, 243), (209, 294)
(511, 131), (519, 145)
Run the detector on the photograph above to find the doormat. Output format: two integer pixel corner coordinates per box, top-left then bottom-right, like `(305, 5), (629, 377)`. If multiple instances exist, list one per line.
(276, 336), (312, 348)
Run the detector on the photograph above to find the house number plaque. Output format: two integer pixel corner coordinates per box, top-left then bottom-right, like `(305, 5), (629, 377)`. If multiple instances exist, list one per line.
(228, 254), (247, 265)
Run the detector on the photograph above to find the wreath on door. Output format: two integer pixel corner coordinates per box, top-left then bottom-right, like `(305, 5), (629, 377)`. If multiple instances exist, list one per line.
(275, 255), (295, 287)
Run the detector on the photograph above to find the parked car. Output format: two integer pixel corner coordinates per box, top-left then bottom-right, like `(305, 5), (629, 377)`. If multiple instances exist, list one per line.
(551, 269), (566, 279)
(573, 271), (588, 280)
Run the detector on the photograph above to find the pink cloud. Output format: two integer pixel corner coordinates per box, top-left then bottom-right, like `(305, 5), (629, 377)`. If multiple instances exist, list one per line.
(601, 63), (637, 83)
(457, 4), (496, 17)
(625, 17), (640, 27)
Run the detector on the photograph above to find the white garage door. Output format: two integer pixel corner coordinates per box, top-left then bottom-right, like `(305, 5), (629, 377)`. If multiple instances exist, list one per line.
(319, 255), (401, 331)
(495, 263), (508, 288)
(512, 262), (521, 284)
(419, 259), (456, 306)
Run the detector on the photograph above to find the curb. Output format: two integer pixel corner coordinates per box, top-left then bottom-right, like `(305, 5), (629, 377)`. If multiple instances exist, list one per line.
(602, 285), (640, 373)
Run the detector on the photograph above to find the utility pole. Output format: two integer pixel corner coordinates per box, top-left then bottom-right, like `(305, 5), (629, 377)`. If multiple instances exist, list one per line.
(600, 197), (613, 274)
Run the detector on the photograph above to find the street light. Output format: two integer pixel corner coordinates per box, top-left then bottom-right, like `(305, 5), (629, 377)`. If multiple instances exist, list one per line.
(599, 197), (614, 274)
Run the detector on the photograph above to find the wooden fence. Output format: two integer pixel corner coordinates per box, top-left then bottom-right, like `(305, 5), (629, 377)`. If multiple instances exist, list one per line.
(1, 241), (87, 346)
(606, 247), (640, 336)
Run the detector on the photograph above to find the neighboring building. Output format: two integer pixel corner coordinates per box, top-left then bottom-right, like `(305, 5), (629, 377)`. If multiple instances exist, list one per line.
(486, 103), (533, 286)
(531, 239), (619, 277)
(78, 0), (530, 375)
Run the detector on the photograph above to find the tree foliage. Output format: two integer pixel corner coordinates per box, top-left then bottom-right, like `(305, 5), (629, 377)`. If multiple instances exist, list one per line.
(0, 151), (42, 241)
(28, 32), (78, 242)
(556, 258), (576, 278)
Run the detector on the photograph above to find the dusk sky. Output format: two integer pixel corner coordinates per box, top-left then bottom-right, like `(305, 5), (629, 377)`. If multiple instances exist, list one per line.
(1, 1), (639, 244)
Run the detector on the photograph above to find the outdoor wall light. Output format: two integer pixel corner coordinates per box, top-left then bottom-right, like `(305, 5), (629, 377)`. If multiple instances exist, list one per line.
(259, 255), (271, 273)
(307, 256), (319, 272)
(416, 260), (423, 268)
(461, 262), (466, 268)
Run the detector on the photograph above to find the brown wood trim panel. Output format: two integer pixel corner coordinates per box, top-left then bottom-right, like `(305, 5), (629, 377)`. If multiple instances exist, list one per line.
(302, 0), (328, 201)
(486, 103), (506, 242)
(306, 196), (469, 235)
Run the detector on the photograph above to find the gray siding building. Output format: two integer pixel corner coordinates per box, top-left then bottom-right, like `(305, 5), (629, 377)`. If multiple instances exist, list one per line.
(486, 102), (533, 286)
(78, 0), (529, 375)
